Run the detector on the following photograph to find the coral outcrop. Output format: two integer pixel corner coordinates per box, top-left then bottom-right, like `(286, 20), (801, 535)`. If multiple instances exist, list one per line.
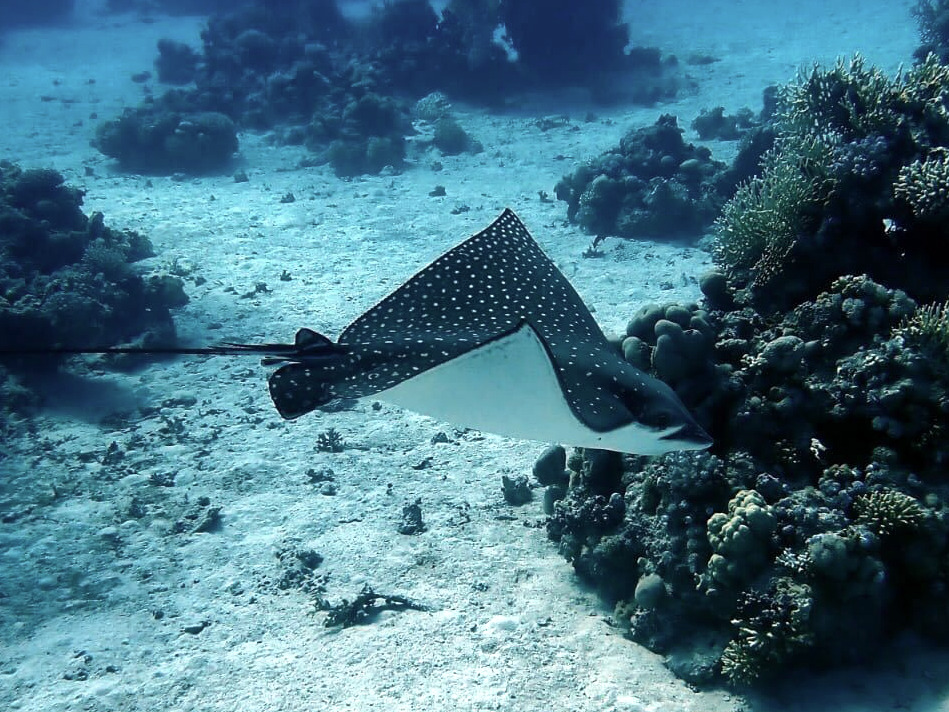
(0, 162), (187, 408)
(542, 54), (949, 688)
(713, 54), (949, 311)
(555, 115), (730, 240)
(94, 109), (238, 174)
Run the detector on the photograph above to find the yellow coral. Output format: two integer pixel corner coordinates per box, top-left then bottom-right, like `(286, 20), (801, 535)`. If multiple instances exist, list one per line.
(706, 490), (777, 586)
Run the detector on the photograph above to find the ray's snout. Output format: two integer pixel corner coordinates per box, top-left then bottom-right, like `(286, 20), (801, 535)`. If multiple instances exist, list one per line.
(612, 367), (712, 453)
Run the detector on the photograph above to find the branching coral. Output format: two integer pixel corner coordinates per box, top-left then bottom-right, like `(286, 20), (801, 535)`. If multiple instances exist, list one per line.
(783, 53), (949, 144)
(712, 137), (834, 286)
(855, 490), (927, 536)
(897, 298), (949, 364)
(712, 53), (949, 309)
(720, 578), (814, 686)
(782, 55), (901, 140)
(895, 150), (949, 221)
(897, 54), (949, 139)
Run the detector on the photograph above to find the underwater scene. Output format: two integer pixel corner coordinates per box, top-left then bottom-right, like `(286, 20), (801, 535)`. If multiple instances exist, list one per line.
(3, 0), (949, 709)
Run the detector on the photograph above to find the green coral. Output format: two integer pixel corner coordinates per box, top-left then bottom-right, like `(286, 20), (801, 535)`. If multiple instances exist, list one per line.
(898, 298), (949, 364)
(712, 137), (834, 286)
(712, 53), (949, 301)
(895, 151), (949, 221)
(855, 489), (927, 536)
(81, 239), (133, 281)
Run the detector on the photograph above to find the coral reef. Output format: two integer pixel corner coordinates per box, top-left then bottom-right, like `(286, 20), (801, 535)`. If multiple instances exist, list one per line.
(544, 59), (949, 684)
(397, 499), (427, 535)
(898, 298), (949, 367)
(913, 0), (949, 62)
(545, 264), (949, 686)
(501, 474), (532, 505)
(413, 91), (454, 123)
(0, 162), (187, 407)
(94, 108), (238, 174)
(713, 54), (949, 312)
(96, 0), (685, 176)
(555, 115), (730, 240)
(894, 151), (949, 222)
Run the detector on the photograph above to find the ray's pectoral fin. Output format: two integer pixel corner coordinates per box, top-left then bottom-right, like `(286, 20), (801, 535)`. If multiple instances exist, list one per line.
(263, 329), (353, 419)
(268, 363), (337, 419)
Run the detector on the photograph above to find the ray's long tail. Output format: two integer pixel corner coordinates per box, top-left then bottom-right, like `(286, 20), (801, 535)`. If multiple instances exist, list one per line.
(0, 328), (339, 363)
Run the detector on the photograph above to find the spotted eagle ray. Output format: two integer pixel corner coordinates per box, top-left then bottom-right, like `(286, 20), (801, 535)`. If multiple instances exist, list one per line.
(228, 209), (710, 454)
(6, 209), (710, 454)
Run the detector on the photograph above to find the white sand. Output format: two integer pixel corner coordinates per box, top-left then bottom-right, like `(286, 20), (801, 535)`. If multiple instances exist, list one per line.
(2, 1), (946, 711)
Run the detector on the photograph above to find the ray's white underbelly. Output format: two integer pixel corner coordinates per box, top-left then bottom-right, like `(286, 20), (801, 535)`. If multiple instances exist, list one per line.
(376, 324), (580, 440)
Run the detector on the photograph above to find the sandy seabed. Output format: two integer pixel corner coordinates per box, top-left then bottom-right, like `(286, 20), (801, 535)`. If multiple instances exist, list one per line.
(3, 1), (949, 711)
